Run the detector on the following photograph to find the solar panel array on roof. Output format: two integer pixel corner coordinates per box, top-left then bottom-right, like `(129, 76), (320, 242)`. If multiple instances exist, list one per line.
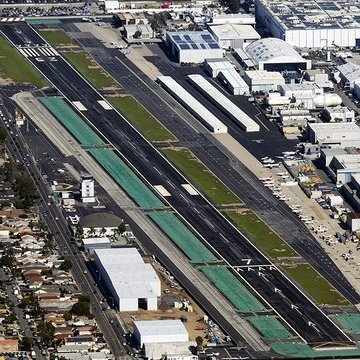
(209, 43), (220, 49)
(179, 44), (190, 49)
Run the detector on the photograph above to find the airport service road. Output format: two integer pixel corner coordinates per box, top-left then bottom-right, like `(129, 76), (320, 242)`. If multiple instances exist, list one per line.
(0, 22), (355, 345)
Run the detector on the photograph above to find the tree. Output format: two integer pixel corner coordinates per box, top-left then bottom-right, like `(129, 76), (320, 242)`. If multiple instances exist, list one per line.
(3, 313), (17, 324)
(0, 253), (14, 268)
(133, 30), (142, 39)
(60, 258), (72, 272)
(71, 302), (91, 317)
(195, 336), (204, 347)
(63, 312), (72, 321)
(38, 321), (55, 346)
(0, 127), (7, 143)
(117, 222), (126, 234)
(20, 336), (33, 352)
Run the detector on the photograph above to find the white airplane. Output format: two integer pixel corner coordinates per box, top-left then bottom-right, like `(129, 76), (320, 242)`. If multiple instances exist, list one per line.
(273, 187), (282, 192)
(281, 175), (290, 179)
(292, 209), (302, 214)
(264, 163), (280, 168)
(264, 182), (275, 188)
(283, 151), (296, 156)
(262, 158), (275, 164)
(304, 220), (314, 224)
(279, 196), (291, 201)
(259, 176), (272, 181)
(261, 156), (269, 160)
(276, 156), (285, 159)
(290, 204), (302, 209)
(277, 172), (288, 176)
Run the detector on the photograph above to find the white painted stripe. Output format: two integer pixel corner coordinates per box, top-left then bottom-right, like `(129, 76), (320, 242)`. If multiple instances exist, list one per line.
(153, 185), (171, 197)
(181, 183), (199, 195)
(38, 48), (48, 56)
(46, 48), (56, 56)
(8, 18), (14, 22)
(18, 48), (28, 58)
(1, 19), (7, 22)
(98, 100), (112, 110)
(50, 48), (59, 56)
(28, 49), (37, 57)
(72, 101), (87, 111)
(32, 49), (40, 57)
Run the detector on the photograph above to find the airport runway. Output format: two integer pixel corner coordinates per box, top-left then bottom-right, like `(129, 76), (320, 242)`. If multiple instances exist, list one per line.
(74, 38), (360, 309)
(1, 22), (357, 346)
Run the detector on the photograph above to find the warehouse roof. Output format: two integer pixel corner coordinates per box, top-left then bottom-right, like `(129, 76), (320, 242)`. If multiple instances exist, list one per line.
(135, 320), (189, 340)
(245, 38), (305, 64)
(338, 62), (360, 83)
(209, 24), (260, 40)
(166, 31), (221, 50)
(157, 76), (227, 134)
(308, 122), (360, 142)
(187, 74), (259, 132)
(144, 342), (196, 359)
(94, 248), (160, 299)
(82, 237), (110, 245)
(218, 69), (249, 89)
(79, 212), (122, 228)
(244, 70), (284, 81)
(256, 0), (360, 30)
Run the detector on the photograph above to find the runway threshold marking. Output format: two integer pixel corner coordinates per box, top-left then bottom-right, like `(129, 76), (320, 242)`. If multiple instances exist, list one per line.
(181, 183), (199, 195)
(72, 101), (87, 112)
(153, 185), (171, 197)
(98, 100), (112, 110)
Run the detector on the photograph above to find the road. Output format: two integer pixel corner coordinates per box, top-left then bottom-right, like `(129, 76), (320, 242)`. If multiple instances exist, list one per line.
(0, 22), (357, 347)
(0, 94), (131, 359)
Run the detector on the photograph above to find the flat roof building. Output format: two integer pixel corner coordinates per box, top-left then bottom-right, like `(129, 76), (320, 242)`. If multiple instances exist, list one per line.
(307, 122), (360, 148)
(210, 13), (255, 25)
(338, 62), (360, 89)
(93, 248), (161, 312)
(166, 31), (224, 64)
(255, 0), (360, 49)
(204, 58), (234, 78)
(208, 24), (260, 49)
(134, 320), (189, 347)
(187, 74), (260, 131)
(157, 76), (227, 133)
(217, 69), (249, 95)
(244, 38), (311, 71)
(243, 70), (285, 92)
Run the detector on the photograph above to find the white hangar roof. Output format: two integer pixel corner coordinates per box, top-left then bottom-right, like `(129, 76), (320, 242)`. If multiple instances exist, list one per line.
(245, 38), (305, 64)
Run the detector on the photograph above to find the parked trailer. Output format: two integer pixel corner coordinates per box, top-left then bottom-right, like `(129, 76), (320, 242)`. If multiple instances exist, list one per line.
(157, 76), (227, 134)
(187, 74), (260, 132)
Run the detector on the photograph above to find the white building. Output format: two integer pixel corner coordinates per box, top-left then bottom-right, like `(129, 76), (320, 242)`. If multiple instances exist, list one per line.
(124, 24), (154, 41)
(217, 69), (249, 95)
(81, 174), (95, 203)
(208, 24), (260, 49)
(304, 70), (333, 89)
(338, 62), (360, 89)
(157, 75), (227, 133)
(279, 83), (323, 98)
(94, 248), (161, 311)
(329, 154), (360, 186)
(82, 237), (111, 255)
(187, 74), (260, 131)
(204, 58), (234, 77)
(307, 123), (360, 148)
(324, 106), (355, 123)
(166, 31), (224, 64)
(144, 342), (198, 360)
(210, 13), (255, 25)
(243, 70), (285, 92)
(78, 212), (123, 238)
(244, 38), (311, 71)
(255, 0), (360, 49)
(134, 320), (189, 347)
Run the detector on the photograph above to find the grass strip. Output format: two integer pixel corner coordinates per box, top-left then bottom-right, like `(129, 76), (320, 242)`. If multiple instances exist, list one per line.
(0, 36), (46, 86)
(161, 147), (241, 206)
(282, 263), (349, 306)
(225, 210), (298, 258)
(108, 95), (176, 142)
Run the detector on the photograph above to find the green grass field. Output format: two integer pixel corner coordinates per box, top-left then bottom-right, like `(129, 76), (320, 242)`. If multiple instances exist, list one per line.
(39, 29), (76, 47)
(108, 96), (176, 142)
(0, 36), (46, 86)
(62, 51), (120, 89)
(282, 263), (349, 306)
(161, 148), (241, 206)
(225, 210), (298, 258)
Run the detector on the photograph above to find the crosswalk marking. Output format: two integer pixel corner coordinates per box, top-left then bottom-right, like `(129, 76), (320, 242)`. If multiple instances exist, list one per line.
(19, 46), (59, 58)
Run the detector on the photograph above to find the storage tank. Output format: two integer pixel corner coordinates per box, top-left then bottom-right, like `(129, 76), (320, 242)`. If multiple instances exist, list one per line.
(267, 96), (291, 106)
(313, 93), (342, 108)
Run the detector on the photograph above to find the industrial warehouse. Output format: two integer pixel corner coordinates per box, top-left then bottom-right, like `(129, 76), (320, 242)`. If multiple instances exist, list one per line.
(255, 0), (360, 49)
(93, 248), (161, 311)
